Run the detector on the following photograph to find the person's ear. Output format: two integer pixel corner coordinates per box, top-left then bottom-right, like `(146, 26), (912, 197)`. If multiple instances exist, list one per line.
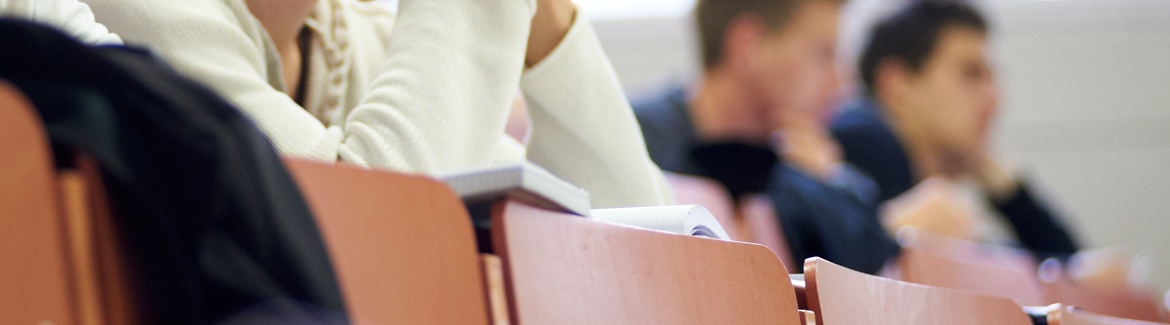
(874, 57), (914, 106)
(721, 13), (767, 75)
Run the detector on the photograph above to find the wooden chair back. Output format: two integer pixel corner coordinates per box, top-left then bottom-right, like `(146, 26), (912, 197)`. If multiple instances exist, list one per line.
(491, 200), (801, 325)
(897, 229), (1045, 305)
(1049, 304), (1169, 325)
(1, 81), (137, 325)
(664, 173), (741, 239)
(804, 257), (1034, 325)
(284, 159), (494, 325)
(665, 173), (795, 271)
(1044, 277), (1165, 322)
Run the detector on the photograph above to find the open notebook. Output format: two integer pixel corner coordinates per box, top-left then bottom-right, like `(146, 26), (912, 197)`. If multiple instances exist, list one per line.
(591, 205), (730, 240)
(441, 162), (591, 217)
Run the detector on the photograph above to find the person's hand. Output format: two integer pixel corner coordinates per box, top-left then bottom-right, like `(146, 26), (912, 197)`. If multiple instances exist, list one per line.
(880, 177), (977, 240)
(974, 152), (1020, 201)
(773, 103), (843, 180)
(526, 0), (576, 67)
(1066, 248), (1150, 293)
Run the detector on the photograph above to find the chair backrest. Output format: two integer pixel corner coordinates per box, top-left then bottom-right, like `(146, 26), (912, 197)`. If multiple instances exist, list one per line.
(1, 80), (79, 325)
(1049, 304), (1169, 325)
(1043, 277), (1165, 323)
(898, 229), (1045, 305)
(665, 173), (795, 271)
(1, 81), (136, 325)
(664, 173), (741, 239)
(804, 257), (1034, 325)
(491, 200), (801, 325)
(284, 159), (492, 325)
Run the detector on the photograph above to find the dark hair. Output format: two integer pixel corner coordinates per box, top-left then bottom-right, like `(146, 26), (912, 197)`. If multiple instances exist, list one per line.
(858, 0), (988, 94)
(695, 0), (843, 70)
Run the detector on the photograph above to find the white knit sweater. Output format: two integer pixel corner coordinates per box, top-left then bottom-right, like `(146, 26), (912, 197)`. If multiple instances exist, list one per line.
(85, 0), (672, 208)
(0, 0), (121, 45)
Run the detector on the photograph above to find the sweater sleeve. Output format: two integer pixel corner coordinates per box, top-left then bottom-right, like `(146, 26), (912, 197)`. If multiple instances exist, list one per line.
(88, 0), (535, 174)
(520, 13), (674, 208)
(0, 0), (122, 45)
(993, 181), (1080, 258)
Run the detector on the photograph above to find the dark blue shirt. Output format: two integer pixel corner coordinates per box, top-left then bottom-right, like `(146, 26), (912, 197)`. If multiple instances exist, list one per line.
(631, 84), (899, 274)
(831, 98), (1080, 258)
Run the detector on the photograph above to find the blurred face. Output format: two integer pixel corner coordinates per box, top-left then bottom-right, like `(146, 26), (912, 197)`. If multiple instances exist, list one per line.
(749, 1), (842, 130)
(896, 26), (999, 170)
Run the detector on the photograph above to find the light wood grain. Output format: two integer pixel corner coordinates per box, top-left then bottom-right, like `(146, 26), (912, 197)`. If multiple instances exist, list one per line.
(491, 200), (801, 325)
(285, 159), (491, 325)
(1049, 304), (1169, 325)
(0, 81), (77, 325)
(805, 257), (1034, 325)
(898, 229), (1045, 305)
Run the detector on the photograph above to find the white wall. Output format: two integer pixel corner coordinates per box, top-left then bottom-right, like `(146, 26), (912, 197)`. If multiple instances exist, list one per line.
(586, 0), (1170, 293)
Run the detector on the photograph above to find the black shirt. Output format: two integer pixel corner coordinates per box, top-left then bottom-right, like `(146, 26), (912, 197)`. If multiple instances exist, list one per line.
(631, 84), (899, 274)
(831, 98), (1080, 258)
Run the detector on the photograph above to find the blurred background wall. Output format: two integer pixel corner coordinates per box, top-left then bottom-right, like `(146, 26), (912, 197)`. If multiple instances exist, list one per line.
(577, 0), (1170, 292)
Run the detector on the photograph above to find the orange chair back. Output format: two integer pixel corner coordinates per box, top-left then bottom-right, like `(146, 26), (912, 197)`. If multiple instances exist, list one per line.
(804, 257), (1033, 325)
(491, 200), (801, 324)
(1, 81), (137, 325)
(898, 229), (1045, 305)
(1049, 304), (1169, 325)
(285, 159), (493, 325)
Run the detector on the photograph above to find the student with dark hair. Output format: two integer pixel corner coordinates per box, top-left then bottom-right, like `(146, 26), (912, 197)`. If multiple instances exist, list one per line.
(832, 0), (1080, 258)
(633, 0), (900, 274)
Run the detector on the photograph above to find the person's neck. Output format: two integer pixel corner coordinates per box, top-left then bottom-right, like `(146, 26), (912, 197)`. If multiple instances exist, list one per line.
(877, 96), (944, 181)
(247, 0), (318, 97)
(689, 69), (772, 144)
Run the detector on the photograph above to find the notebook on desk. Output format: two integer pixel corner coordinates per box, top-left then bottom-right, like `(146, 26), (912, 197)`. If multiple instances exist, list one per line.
(441, 162), (591, 217)
(591, 205), (731, 240)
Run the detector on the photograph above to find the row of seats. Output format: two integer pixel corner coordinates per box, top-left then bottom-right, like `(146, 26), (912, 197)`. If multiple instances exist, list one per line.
(2, 79), (1165, 325)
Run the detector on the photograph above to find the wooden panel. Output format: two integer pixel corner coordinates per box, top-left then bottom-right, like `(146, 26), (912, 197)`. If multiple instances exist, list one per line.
(804, 257), (1033, 325)
(1044, 278), (1165, 322)
(77, 156), (139, 325)
(898, 230), (1045, 305)
(481, 254), (511, 325)
(491, 200), (800, 325)
(0, 81), (77, 325)
(1049, 304), (1169, 325)
(59, 172), (103, 325)
(665, 173), (795, 272)
(284, 159), (490, 325)
(798, 310), (816, 325)
(664, 173), (741, 239)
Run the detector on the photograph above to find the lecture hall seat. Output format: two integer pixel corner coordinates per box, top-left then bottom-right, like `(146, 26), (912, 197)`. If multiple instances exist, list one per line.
(895, 228), (1165, 322)
(285, 159), (502, 325)
(1, 81), (136, 325)
(897, 228), (1046, 305)
(1048, 304), (1169, 325)
(665, 173), (797, 272)
(1044, 276), (1166, 322)
(803, 257), (1034, 325)
(490, 199), (803, 325)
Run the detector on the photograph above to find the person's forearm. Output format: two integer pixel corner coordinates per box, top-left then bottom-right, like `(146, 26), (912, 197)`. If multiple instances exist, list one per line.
(522, 15), (673, 208)
(342, 0), (535, 173)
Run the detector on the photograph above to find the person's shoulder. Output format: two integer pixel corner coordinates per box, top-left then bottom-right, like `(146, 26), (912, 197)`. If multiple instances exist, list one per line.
(629, 81), (689, 130)
(831, 99), (884, 133)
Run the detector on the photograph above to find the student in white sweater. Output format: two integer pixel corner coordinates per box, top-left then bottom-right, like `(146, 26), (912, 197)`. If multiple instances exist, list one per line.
(0, 0), (121, 45)
(85, 0), (673, 208)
